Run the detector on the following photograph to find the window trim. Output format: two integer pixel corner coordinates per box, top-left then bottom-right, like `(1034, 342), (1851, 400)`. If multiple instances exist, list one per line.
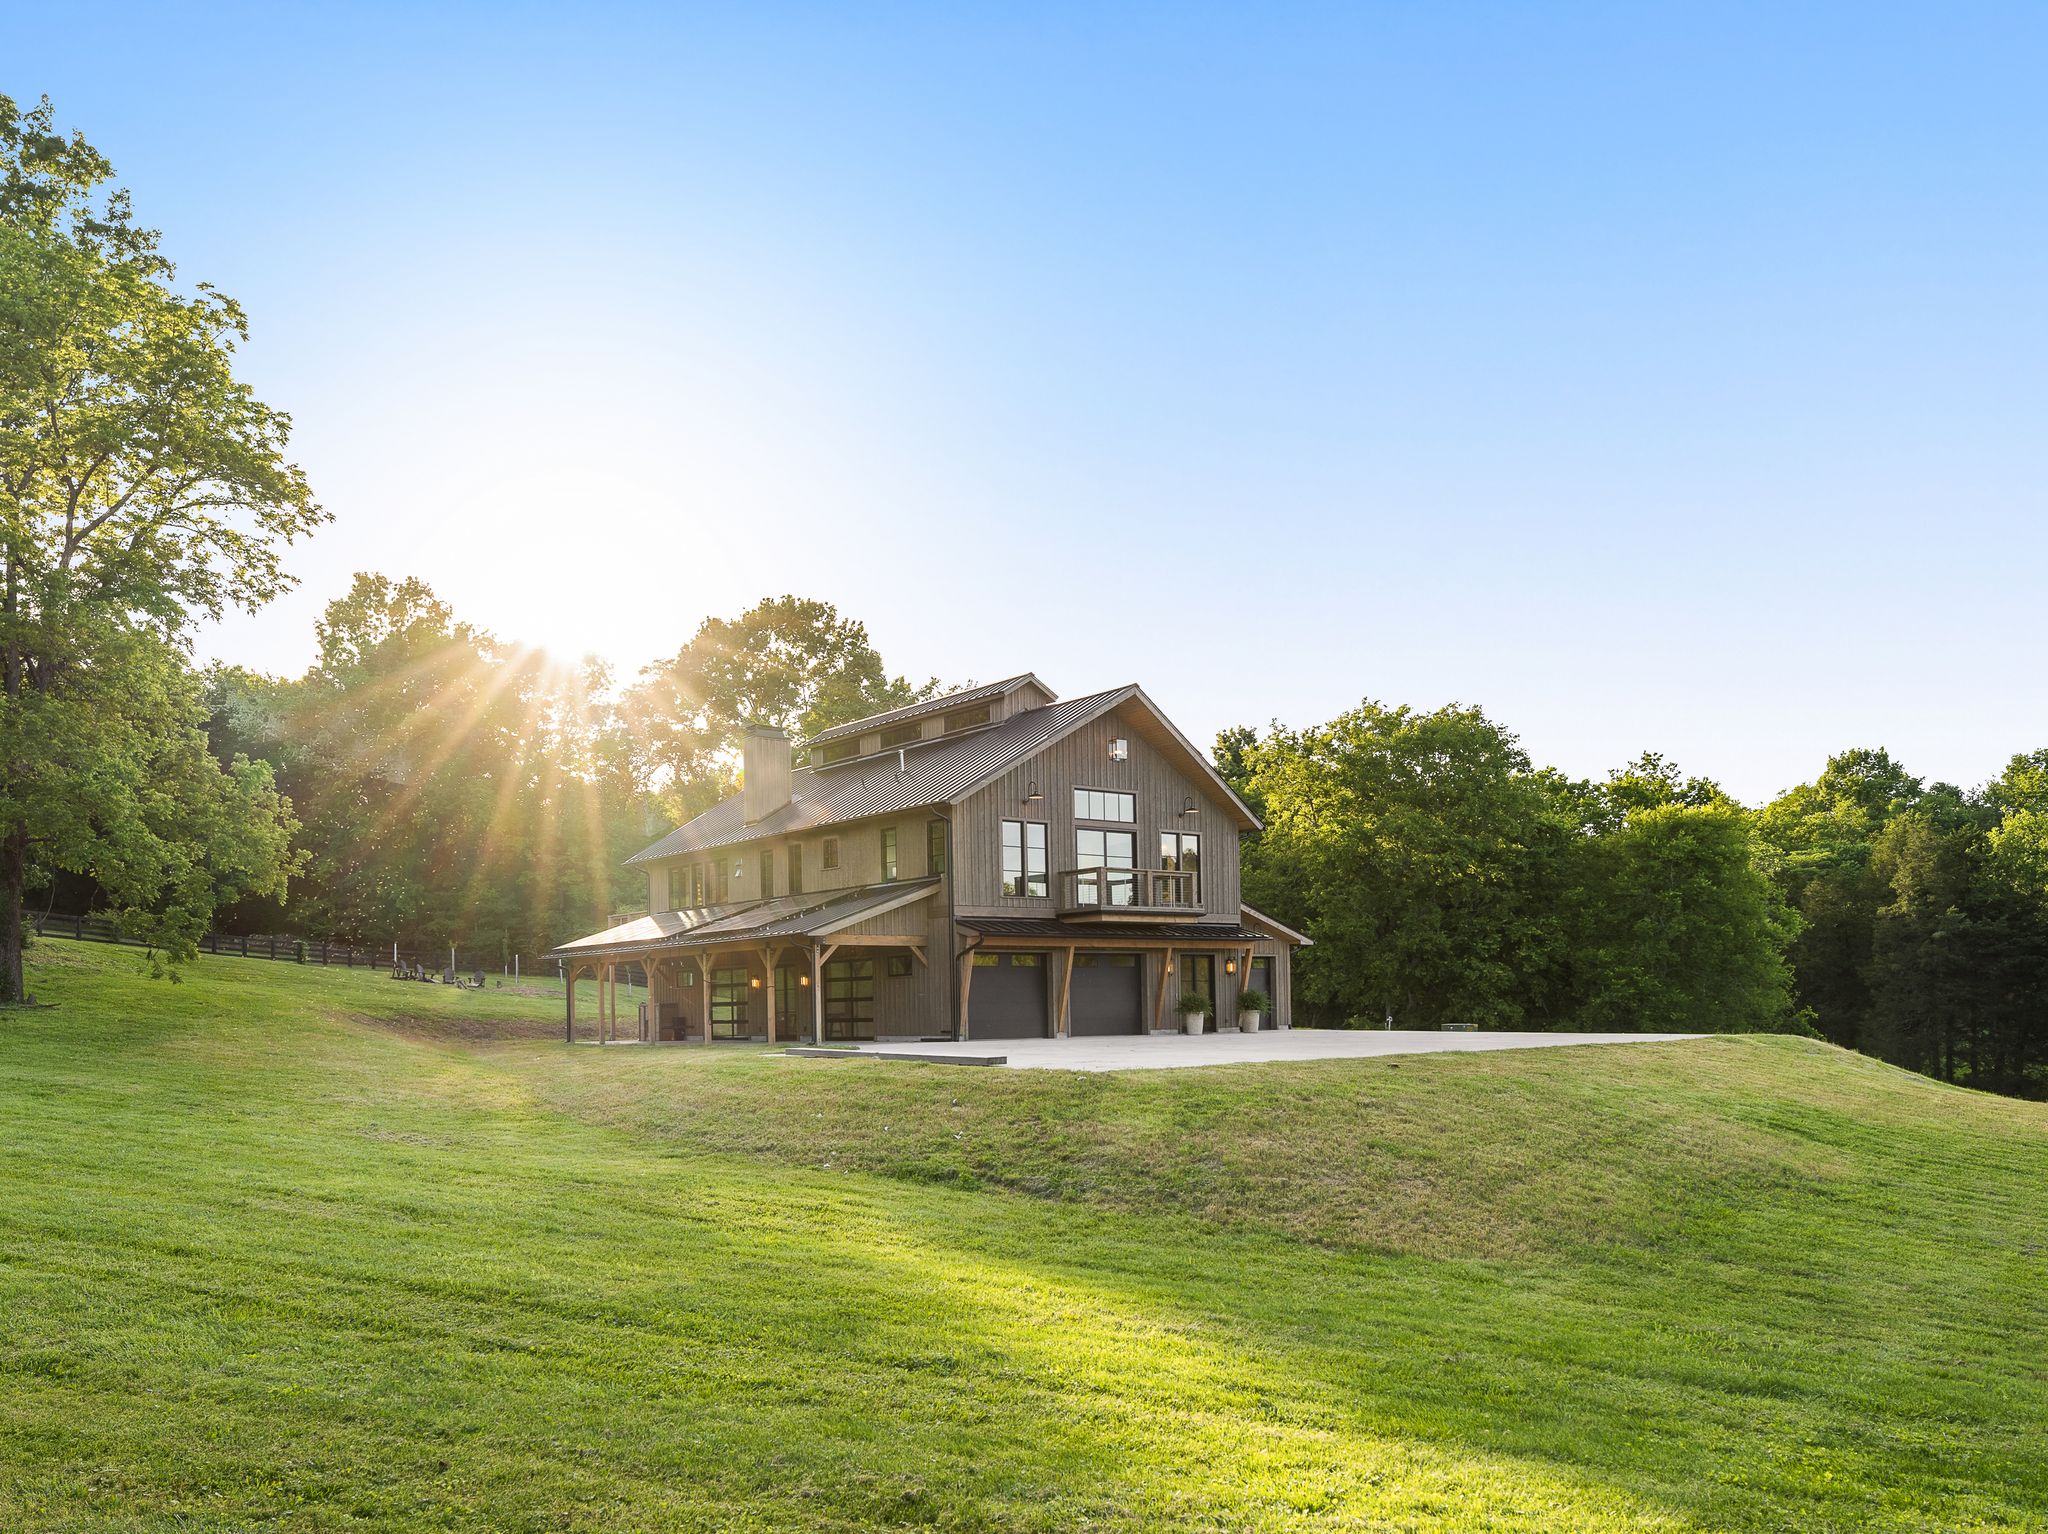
(1001, 818), (1049, 899)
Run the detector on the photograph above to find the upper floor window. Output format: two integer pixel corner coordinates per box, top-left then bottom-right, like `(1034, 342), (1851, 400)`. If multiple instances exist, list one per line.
(927, 818), (947, 876)
(759, 848), (774, 896)
(879, 721), (922, 749)
(814, 739), (858, 766)
(1160, 831), (1201, 897)
(823, 836), (840, 871)
(1073, 788), (1135, 823)
(880, 826), (899, 882)
(1001, 819), (1048, 898)
(787, 842), (804, 895)
(944, 704), (991, 733)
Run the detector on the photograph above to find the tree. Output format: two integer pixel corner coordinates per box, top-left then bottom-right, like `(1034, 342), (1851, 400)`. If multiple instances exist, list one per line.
(1237, 702), (1572, 1029)
(624, 596), (937, 821)
(0, 96), (321, 999)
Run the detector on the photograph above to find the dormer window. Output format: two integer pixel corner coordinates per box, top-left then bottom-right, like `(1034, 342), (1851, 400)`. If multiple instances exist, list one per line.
(879, 721), (922, 749)
(943, 704), (991, 733)
(814, 739), (858, 766)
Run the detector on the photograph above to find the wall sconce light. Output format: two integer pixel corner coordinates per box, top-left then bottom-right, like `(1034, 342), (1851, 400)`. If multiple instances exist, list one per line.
(1180, 796), (1198, 816)
(734, 859), (745, 878)
(798, 973), (811, 988)
(1164, 961), (1174, 977)
(1109, 738), (1129, 762)
(749, 975), (762, 989)
(1025, 780), (1043, 802)
(1226, 958), (1238, 975)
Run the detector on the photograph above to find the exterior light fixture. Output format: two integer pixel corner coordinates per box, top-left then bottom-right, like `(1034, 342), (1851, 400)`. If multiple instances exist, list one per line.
(750, 975), (762, 989)
(1226, 958), (1238, 975)
(1025, 780), (1043, 802)
(1181, 796), (1198, 816)
(1109, 738), (1129, 762)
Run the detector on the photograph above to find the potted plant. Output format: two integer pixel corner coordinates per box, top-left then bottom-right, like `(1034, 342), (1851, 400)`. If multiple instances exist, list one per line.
(1236, 989), (1266, 1032)
(1174, 991), (1214, 1035)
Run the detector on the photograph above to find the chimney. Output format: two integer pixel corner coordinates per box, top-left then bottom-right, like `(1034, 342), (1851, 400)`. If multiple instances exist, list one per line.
(742, 725), (792, 825)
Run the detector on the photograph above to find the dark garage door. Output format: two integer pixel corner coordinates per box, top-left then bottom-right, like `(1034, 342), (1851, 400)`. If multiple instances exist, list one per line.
(1070, 952), (1143, 1036)
(970, 952), (1047, 1039)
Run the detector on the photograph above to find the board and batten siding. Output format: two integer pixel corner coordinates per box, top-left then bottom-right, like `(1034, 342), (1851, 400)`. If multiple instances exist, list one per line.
(950, 707), (1242, 918)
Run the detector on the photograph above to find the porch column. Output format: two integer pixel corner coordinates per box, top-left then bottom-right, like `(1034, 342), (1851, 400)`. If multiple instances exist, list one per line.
(810, 942), (825, 1044)
(695, 952), (713, 1043)
(1055, 945), (1075, 1038)
(1153, 948), (1175, 1032)
(758, 945), (780, 1044)
(564, 963), (576, 1043)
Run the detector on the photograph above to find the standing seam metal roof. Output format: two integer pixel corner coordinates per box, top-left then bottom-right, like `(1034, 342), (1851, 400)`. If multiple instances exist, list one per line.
(802, 674), (1043, 747)
(627, 686), (1133, 864)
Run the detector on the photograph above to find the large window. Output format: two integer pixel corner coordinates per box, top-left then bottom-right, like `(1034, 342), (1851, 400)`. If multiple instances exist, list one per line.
(823, 958), (875, 1039)
(927, 818), (947, 876)
(881, 826), (899, 882)
(1160, 831), (1201, 899)
(1076, 827), (1137, 905)
(1001, 819), (1048, 897)
(1073, 788), (1135, 823)
(710, 966), (752, 1039)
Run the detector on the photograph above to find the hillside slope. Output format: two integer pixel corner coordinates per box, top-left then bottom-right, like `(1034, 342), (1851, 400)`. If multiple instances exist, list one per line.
(2, 938), (2044, 1532)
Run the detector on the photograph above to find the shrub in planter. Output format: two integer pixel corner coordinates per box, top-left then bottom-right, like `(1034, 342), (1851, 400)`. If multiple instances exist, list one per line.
(1236, 988), (1267, 1031)
(1174, 991), (1214, 1034)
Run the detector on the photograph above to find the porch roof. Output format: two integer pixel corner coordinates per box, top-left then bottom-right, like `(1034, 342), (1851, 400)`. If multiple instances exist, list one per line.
(549, 878), (940, 960)
(958, 917), (1272, 944)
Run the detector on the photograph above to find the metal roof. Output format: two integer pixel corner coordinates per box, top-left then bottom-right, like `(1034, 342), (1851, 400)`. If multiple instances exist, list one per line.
(550, 879), (940, 958)
(627, 686), (1136, 863)
(803, 673), (1046, 747)
(959, 917), (1273, 943)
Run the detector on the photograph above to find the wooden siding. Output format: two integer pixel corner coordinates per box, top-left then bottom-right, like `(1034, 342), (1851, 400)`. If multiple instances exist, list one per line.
(950, 706), (1242, 919)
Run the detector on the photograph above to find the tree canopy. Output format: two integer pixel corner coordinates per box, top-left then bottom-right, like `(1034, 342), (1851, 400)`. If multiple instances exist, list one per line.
(0, 95), (321, 999)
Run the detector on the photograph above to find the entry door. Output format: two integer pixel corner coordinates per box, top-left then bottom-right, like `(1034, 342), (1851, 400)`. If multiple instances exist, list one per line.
(1184, 955), (1215, 1016)
(775, 967), (803, 1037)
(1246, 957), (1274, 1027)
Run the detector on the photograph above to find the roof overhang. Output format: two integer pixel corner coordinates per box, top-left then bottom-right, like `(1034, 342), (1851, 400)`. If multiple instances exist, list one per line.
(550, 879), (940, 960)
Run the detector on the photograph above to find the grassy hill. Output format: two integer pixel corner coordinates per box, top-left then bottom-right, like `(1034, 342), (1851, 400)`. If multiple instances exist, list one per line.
(3, 939), (2045, 1532)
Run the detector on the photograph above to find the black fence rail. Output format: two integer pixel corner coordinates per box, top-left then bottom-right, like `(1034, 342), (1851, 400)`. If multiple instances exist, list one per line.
(30, 912), (568, 979)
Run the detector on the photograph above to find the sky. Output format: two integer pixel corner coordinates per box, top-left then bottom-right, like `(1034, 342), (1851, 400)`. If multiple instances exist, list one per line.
(9, 3), (2046, 804)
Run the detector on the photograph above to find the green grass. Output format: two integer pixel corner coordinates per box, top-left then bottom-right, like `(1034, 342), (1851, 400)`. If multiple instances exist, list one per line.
(3, 939), (2045, 1532)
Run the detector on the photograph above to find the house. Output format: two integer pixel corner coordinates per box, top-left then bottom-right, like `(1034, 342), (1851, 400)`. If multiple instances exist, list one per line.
(549, 674), (1307, 1043)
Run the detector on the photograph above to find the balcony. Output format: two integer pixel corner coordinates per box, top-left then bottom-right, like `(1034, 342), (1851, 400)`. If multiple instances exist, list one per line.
(1055, 867), (1201, 919)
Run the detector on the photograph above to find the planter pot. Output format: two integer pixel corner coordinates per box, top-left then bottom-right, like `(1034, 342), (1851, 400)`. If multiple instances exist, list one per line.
(1180, 1013), (1207, 1035)
(1240, 1013), (1263, 1033)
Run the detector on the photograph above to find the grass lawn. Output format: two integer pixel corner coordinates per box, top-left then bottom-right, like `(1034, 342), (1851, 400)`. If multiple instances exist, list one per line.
(3, 939), (2045, 1531)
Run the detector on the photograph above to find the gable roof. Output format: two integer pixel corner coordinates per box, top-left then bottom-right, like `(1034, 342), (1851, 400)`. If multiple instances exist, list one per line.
(803, 673), (1049, 748)
(627, 683), (1261, 865)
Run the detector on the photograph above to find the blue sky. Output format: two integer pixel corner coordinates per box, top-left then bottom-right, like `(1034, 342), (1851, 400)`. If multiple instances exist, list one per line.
(11, 3), (2046, 802)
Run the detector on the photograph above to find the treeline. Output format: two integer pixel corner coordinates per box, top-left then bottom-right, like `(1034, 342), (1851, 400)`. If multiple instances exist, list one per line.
(1219, 704), (2048, 1098)
(185, 579), (935, 959)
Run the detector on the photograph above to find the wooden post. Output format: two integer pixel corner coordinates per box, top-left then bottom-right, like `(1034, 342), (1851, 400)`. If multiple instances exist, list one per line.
(695, 953), (713, 1043)
(1055, 946), (1075, 1038)
(757, 945), (779, 1044)
(565, 963), (575, 1043)
(958, 948), (977, 1042)
(1153, 948), (1175, 1033)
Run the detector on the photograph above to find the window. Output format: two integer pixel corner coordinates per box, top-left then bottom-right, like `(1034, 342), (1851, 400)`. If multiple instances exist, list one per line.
(880, 826), (898, 882)
(927, 819), (947, 876)
(787, 842), (803, 895)
(710, 966), (752, 1039)
(1001, 819), (1048, 898)
(1075, 827), (1137, 906)
(887, 954), (912, 978)
(822, 836), (840, 871)
(1073, 788), (1135, 823)
(759, 848), (774, 897)
(709, 858), (728, 903)
(880, 721), (922, 748)
(823, 958), (875, 1039)
(944, 704), (990, 733)
(1160, 831), (1201, 899)
(688, 864), (706, 907)
(814, 739), (858, 766)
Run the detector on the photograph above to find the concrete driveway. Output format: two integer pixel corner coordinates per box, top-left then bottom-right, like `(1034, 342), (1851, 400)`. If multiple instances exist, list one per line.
(792, 1028), (1706, 1072)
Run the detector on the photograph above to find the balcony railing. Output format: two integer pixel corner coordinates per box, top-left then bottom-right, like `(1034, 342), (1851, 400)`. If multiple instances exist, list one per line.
(1055, 867), (1200, 916)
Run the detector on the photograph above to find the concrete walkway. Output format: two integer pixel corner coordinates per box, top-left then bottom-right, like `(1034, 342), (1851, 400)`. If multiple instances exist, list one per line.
(798, 1028), (1706, 1073)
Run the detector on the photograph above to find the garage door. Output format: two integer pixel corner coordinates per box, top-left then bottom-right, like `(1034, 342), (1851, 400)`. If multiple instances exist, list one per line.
(970, 952), (1047, 1039)
(1070, 952), (1143, 1036)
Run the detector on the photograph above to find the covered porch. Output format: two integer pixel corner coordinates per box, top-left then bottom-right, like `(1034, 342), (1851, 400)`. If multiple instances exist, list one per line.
(551, 880), (941, 1045)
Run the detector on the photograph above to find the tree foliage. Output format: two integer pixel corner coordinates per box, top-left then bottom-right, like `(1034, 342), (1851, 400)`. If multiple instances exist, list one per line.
(0, 95), (320, 999)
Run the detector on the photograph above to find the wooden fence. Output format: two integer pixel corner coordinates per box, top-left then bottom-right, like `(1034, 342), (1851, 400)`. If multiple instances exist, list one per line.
(35, 912), (447, 972)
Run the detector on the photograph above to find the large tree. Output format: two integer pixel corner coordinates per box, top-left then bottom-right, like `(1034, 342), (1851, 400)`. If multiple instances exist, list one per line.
(624, 595), (936, 822)
(0, 96), (322, 999)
